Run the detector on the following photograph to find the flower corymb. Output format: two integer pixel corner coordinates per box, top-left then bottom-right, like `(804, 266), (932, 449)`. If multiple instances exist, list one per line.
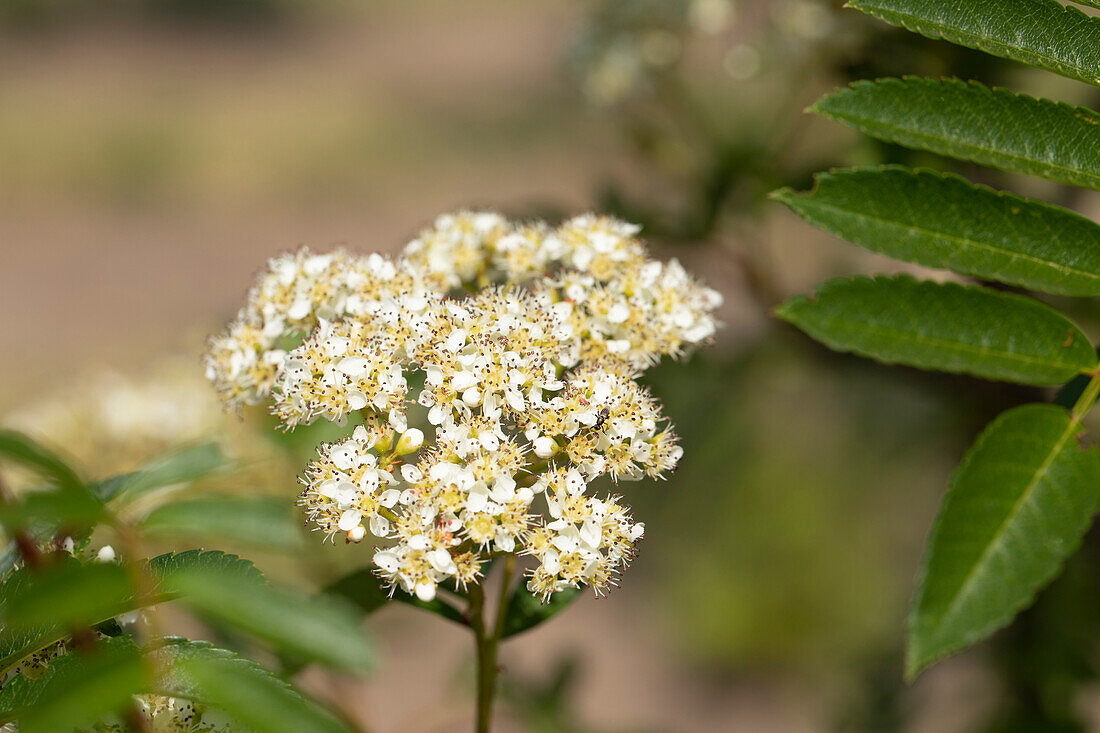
(205, 212), (721, 601)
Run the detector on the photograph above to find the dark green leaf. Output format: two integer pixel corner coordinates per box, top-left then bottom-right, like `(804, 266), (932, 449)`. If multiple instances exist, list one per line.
(2, 637), (143, 733)
(324, 568), (467, 626)
(908, 404), (1100, 678)
(810, 79), (1100, 190)
(772, 167), (1100, 295)
(500, 586), (581, 639)
(846, 0), (1100, 87)
(170, 565), (375, 672)
(139, 495), (305, 551)
(776, 276), (1097, 385)
(152, 639), (351, 733)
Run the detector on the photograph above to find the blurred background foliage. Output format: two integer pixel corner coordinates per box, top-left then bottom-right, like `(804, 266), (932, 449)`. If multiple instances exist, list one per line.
(5, 0), (1100, 731)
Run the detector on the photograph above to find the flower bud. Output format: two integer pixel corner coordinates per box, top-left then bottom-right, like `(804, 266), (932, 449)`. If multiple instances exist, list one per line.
(533, 436), (558, 458)
(347, 525), (366, 543)
(375, 429), (395, 453)
(396, 427), (424, 455)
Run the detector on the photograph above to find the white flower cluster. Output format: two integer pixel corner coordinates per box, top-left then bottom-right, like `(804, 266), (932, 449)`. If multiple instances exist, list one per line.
(206, 212), (721, 601)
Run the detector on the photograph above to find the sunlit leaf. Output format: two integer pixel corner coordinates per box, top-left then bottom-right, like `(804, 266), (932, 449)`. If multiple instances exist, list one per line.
(810, 79), (1100, 190)
(776, 276), (1097, 385)
(908, 404), (1100, 678)
(772, 167), (1100, 295)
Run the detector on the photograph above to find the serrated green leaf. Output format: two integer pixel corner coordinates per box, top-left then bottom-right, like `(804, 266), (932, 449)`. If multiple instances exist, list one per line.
(2, 559), (132, 637)
(139, 496), (305, 551)
(151, 639), (351, 733)
(323, 568), (468, 626)
(93, 443), (229, 503)
(772, 167), (1100, 295)
(2, 636), (143, 733)
(907, 404), (1100, 678)
(846, 0), (1100, 87)
(810, 78), (1100, 190)
(776, 276), (1097, 385)
(170, 565), (375, 672)
(500, 586), (580, 639)
(0, 430), (84, 495)
(0, 551), (262, 673)
(148, 548), (266, 588)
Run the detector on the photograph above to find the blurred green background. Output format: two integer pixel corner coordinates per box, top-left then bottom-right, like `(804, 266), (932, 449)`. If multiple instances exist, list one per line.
(5, 1), (1100, 731)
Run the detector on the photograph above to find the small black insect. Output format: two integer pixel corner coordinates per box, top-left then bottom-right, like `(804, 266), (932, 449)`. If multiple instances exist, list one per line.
(593, 407), (610, 431)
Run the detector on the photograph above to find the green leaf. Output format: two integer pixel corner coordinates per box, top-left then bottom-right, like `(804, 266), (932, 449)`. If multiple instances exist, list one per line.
(324, 568), (468, 626)
(776, 276), (1097, 385)
(772, 167), (1100, 295)
(0, 430), (83, 494)
(0, 432), (99, 535)
(500, 586), (581, 639)
(2, 637), (143, 733)
(810, 79), (1100, 190)
(0, 551), (262, 673)
(92, 443), (229, 503)
(139, 495), (306, 551)
(170, 565), (375, 672)
(2, 560), (132, 637)
(152, 639), (351, 733)
(907, 404), (1100, 678)
(148, 548), (266, 588)
(2, 488), (104, 537)
(846, 0), (1100, 87)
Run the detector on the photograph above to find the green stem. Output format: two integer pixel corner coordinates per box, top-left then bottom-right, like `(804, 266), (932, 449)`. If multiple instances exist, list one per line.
(469, 557), (518, 733)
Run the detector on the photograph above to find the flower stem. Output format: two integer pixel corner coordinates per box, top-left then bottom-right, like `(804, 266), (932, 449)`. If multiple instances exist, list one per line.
(470, 556), (518, 733)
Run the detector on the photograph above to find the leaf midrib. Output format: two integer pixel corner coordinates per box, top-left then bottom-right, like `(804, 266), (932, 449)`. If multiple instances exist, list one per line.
(815, 106), (1098, 184)
(792, 196), (1100, 286)
(806, 310), (1088, 373)
(921, 414), (1079, 650)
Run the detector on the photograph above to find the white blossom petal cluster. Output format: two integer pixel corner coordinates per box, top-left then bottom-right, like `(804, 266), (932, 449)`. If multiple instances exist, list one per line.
(205, 211), (721, 602)
(203, 250), (425, 411)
